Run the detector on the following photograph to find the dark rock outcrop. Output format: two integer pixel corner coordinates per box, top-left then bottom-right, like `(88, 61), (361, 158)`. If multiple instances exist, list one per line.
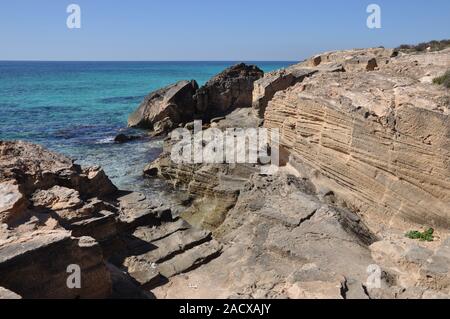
(127, 63), (264, 135)
(195, 63), (264, 117)
(114, 134), (142, 144)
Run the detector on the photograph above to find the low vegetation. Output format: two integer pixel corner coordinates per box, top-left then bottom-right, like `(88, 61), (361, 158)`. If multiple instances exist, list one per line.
(396, 39), (450, 53)
(433, 70), (450, 88)
(405, 228), (435, 242)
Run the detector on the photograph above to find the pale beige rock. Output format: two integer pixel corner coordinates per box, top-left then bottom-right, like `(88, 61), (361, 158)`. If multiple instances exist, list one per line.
(252, 69), (317, 117)
(0, 180), (27, 224)
(128, 80), (199, 132)
(285, 280), (344, 299)
(31, 186), (86, 222)
(264, 48), (450, 230)
(0, 287), (21, 299)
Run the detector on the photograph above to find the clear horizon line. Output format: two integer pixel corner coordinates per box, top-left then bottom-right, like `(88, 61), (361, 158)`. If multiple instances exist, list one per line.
(0, 59), (299, 63)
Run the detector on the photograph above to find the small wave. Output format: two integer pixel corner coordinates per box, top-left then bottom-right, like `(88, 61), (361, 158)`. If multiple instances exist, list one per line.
(95, 136), (115, 144)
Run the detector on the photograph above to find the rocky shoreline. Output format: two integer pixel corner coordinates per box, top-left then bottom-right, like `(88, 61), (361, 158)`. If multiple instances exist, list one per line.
(1, 46), (449, 299)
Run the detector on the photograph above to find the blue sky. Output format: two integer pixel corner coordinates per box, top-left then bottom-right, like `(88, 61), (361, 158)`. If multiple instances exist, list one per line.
(0, 0), (449, 61)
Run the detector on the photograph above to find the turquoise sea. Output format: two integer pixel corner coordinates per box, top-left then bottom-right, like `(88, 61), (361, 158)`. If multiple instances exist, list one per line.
(0, 61), (293, 193)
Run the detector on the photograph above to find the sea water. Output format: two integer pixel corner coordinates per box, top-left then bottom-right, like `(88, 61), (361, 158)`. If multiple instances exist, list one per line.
(0, 61), (293, 194)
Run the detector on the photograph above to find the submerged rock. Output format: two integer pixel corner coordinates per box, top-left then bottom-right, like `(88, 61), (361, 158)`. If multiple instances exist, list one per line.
(114, 133), (142, 144)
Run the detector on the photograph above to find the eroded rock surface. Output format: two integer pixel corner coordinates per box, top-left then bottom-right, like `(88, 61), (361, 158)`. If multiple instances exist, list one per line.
(128, 63), (264, 135)
(264, 48), (450, 230)
(195, 63), (264, 116)
(0, 141), (222, 299)
(2, 46), (450, 300)
(128, 80), (199, 133)
(146, 47), (450, 299)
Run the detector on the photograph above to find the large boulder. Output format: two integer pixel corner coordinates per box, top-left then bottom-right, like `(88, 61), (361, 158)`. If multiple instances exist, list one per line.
(195, 63), (264, 117)
(128, 80), (199, 133)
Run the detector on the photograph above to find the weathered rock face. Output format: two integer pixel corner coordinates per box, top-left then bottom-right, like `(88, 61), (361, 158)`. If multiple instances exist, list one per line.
(194, 63), (264, 116)
(0, 180), (27, 224)
(264, 48), (450, 230)
(128, 64), (263, 135)
(0, 141), (120, 298)
(0, 141), (117, 201)
(301, 47), (396, 71)
(0, 141), (224, 299)
(146, 47), (450, 299)
(145, 108), (264, 230)
(368, 237), (450, 298)
(0, 231), (112, 299)
(128, 80), (199, 133)
(252, 68), (318, 118)
(153, 172), (379, 299)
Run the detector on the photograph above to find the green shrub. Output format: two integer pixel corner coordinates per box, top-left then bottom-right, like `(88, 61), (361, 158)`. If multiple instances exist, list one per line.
(433, 70), (450, 88)
(396, 39), (450, 53)
(405, 228), (434, 242)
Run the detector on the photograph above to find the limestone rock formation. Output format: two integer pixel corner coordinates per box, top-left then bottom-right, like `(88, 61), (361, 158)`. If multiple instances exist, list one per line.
(128, 63), (264, 135)
(194, 63), (264, 116)
(128, 80), (199, 133)
(252, 68), (318, 118)
(3, 46), (450, 300)
(0, 231), (112, 299)
(146, 47), (450, 299)
(153, 172), (378, 299)
(0, 141), (223, 299)
(264, 48), (450, 231)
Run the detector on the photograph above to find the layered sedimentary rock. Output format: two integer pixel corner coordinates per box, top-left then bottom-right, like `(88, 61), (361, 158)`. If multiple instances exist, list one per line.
(252, 69), (319, 118)
(264, 48), (450, 230)
(0, 141), (118, 298)
(145, 107), (263, 230)
(3, 47), (450, 300)
(154, 171), (449, 299)
(0, 231), (111, 299)
(146, 47), (450, 299)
